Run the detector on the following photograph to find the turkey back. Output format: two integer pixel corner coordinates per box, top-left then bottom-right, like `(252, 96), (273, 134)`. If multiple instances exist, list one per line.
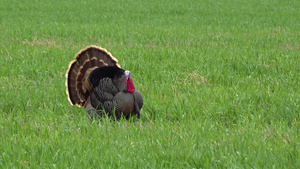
(66, 45), (120, 107)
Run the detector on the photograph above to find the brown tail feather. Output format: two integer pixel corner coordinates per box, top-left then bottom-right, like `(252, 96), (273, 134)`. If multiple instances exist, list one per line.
(66, 45), (120, 107)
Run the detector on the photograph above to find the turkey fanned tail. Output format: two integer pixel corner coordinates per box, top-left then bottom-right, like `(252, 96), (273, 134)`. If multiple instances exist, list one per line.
(66, 45), (120, 107)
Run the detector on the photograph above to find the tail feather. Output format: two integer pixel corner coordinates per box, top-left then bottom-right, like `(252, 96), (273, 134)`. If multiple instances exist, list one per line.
(66, 45), (120, 107)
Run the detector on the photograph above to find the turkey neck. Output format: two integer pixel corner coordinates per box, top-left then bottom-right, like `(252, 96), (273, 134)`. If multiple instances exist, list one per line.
(126, 76), (135, 93)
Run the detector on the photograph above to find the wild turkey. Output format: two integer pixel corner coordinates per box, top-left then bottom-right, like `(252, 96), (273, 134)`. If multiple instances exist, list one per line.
(65, 45), (143, 119)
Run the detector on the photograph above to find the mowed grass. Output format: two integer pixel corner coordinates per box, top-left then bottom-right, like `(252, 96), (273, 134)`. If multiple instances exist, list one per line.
(0, 0), (299, 168)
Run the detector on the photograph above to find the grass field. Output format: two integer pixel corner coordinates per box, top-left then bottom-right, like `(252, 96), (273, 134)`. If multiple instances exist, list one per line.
(0, 0), (299, 168)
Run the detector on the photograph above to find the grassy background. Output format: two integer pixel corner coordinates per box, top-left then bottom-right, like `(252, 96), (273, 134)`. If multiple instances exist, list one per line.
(0, 0), (299, 168)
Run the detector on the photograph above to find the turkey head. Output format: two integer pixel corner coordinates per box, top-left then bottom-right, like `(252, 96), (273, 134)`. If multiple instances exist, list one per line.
(65, 46), (143, 119)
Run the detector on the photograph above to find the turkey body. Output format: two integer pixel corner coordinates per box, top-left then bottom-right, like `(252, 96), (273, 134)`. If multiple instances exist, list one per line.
(66, 46), (143, 120)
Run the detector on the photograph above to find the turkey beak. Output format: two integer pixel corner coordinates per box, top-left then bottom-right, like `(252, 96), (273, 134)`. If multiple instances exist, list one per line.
(125, 71), (131, 80)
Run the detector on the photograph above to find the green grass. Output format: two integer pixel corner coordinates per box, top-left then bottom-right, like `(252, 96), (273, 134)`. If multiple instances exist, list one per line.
(0, 0), (299, 168)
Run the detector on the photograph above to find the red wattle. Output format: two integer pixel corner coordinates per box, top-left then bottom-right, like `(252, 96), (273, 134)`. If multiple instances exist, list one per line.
(126, 77), (135, 93)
